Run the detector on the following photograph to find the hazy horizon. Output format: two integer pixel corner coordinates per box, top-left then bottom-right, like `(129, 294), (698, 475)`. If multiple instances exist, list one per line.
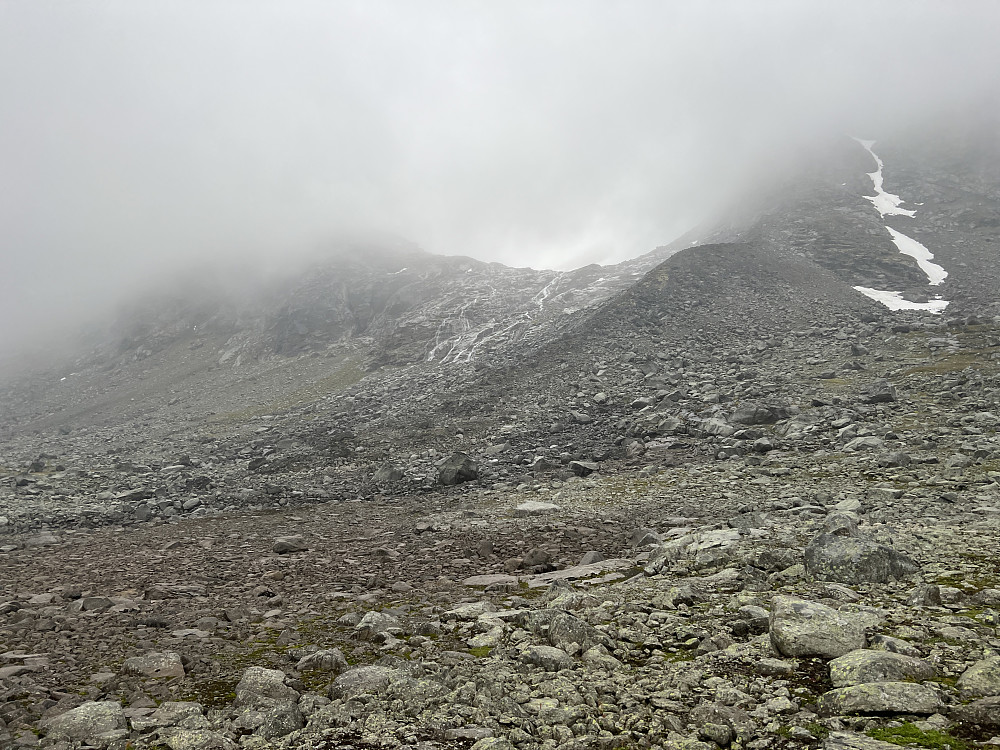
(3, 1), (1000, 362)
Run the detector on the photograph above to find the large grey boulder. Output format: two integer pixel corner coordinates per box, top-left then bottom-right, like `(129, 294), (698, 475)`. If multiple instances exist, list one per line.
(521, 645), (574, 671)
(122, 650), (186, 679)
(958, 656), (1000, 696)
(805, 512), (918, 584)
(332, 665), (400, 698)
(438, 452), (479, 485)
(548, 611), (614, 656)
(296, 648), (348, 674)
(951, 695), (1000, 728)
(769, 596), (868, 658)
(828, 649), (935, 687)
(41, 701), (127, 744)
(816, 682), (944, 716)
(234, 667), (299, 708)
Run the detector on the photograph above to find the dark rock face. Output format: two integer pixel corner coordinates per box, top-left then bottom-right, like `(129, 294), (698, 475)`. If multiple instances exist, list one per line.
(860, 380), (898, 404)
(731, 403), (789, 425)
(437, 452), (479, 485)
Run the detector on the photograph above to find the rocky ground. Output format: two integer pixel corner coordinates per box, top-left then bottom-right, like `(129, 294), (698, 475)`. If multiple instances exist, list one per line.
(4, 306), (1000, 750)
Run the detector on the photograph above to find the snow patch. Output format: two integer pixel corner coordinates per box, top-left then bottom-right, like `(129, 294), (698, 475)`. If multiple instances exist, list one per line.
(853, 138), (916, 218)
(886, 227), (947, 285)
(853, 286), (949, 314)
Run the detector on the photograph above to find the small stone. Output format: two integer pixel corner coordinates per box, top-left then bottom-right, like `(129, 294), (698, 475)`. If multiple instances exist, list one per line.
(272, 536), (308, 554)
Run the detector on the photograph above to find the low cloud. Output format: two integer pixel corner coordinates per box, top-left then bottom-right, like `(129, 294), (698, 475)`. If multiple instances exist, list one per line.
(2, 1), (999, 360)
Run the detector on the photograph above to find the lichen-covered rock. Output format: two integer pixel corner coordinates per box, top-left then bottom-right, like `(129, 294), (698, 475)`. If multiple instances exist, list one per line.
(164, 728), (238, 750)
(828, 649), (935, 687)
(957, 655), (1000, 696)
(331, 665), (400, 698)
(805, 512), (918, 584)
(817, 682), (944, 716)
(547, 611), (613, 655)
(296, 648), (349, 674)
(769, 596), (868, 658)
(235, 667), (299, 708)
(41, 701), (127, 743)
(122, 650), (186, 679)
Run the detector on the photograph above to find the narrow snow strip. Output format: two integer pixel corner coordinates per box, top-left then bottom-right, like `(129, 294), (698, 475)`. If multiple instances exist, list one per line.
(853, 286), (949, 313)
(886, 227), (947, 285)
(853, 138), (916, 218)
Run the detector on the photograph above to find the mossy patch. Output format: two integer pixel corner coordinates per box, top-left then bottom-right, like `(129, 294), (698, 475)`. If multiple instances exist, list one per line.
(869, 722), (972, 749)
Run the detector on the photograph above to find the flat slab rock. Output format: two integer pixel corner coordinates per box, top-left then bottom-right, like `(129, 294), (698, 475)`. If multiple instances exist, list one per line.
(462, 573), (520, 588)
(526, 558), (635, 588)
(817, 681), (944, 716)
(122, 651), (186, 679)
(828, 648), (935, 687)
(513, 501), (561, 516)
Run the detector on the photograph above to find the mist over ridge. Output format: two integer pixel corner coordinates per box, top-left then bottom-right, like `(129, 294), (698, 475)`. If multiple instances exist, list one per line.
(2, 1), (1000, 364)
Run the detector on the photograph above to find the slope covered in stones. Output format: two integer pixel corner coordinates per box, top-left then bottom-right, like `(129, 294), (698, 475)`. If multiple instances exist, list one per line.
(2, 126), (1000, 750)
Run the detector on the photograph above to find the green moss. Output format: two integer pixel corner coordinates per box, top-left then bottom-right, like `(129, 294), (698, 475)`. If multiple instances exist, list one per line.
(180, 678), (238, 709)
(806, 722), (831, 740)
(467, 646), (493, 658)
(869, 722), (972, 749)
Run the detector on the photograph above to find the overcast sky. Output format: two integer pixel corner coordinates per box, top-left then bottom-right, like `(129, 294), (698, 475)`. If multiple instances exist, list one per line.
(2, 1), (1000, 359)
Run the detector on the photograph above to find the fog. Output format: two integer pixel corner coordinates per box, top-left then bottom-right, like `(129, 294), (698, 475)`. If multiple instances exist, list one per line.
(2, 1), (999, 362)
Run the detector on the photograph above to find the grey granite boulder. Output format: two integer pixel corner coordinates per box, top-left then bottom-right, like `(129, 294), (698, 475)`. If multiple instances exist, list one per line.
(548, 611), (614, 656)
(805, 512), (918, 584)
(958, 656), (1000, 696)
(41, 701), (127, 744)
(769, 596), (868, 658)
(828, 649), (935, 687)
(234, 666), (299, 708)
(817, 682), (943, 716)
